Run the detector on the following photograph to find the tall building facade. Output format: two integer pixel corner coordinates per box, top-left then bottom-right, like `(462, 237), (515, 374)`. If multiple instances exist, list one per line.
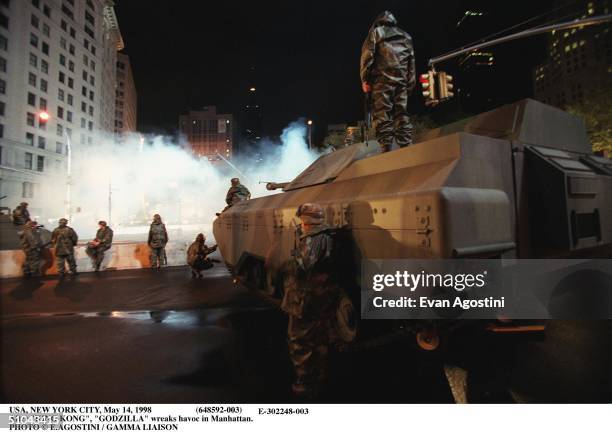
(236, 65), (262, 156)
(0, 0), (123, 219)
(114, 52), (136, 134)
(454, 9), (498, 112)
(179, 107), (234, 161)
(534, 0), (611, 108)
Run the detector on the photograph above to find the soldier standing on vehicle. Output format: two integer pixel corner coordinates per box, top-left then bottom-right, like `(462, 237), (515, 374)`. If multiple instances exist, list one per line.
(51, 218), (79, 277)
(86, 220), (113, 271)
(148, 214), (168, 270)
(360, 10), (416, 152)
(186, 233), (217, 279)
(20, 220), (42, 277)
(12, 202), (31, 228)
(281, 203), (343, 399)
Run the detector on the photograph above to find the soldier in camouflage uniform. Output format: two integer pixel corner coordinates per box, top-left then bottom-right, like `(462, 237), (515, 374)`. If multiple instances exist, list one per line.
(360, 11), (416, 152)
(85, 220), (113, 271)
(12, 202), (31, 227)
(225, 178), (251, 208)
(281, 203), (342, 399)
(186, 233), (217, 278)
(148, 214), (168, 270)
(51, 218), (79, 277)
(20, 220), (42, 277)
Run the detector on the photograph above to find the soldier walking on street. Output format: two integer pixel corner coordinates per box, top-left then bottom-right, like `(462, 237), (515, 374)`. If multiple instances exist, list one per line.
(281, 203), (344, 399)
(360, 11), (416, 152)
(148, 214), (168, 270)
(86, 220), (114, 271)
(187, 233), (217, 279)
(20, 220), (42, 277)
(51, 218), (79, 277)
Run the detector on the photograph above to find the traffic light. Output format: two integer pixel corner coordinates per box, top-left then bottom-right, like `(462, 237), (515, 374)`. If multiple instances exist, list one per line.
(419, 72), (438, 106)
(438, 72), (454, 99)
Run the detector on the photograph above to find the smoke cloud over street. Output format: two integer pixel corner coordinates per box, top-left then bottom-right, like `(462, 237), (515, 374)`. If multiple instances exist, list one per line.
(41, 121), (319, 241)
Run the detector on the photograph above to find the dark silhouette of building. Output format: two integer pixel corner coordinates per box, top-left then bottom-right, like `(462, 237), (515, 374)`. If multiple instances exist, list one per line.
(240, 66), (262, 151)
(454, 8), (499, 112)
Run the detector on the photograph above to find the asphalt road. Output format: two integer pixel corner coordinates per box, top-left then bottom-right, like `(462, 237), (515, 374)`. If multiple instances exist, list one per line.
(1, 267), (611, 403)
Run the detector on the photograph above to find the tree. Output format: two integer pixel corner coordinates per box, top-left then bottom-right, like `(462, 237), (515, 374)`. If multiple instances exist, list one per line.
(567, 93), (612, 157)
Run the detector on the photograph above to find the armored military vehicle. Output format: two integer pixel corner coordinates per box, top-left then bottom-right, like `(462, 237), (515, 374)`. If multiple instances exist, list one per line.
(213, 99), (612, 347)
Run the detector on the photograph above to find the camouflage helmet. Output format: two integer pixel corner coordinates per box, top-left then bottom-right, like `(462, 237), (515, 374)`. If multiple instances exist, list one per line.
(296, 203), (324, 225)
(231, 177), (240, 186)
(20, 202), (28, 207)
(59, 218), (68, 225)
(98, 220), (107, 226)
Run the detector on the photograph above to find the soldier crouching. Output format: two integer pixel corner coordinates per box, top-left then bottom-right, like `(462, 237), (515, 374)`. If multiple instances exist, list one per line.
(281, 203), (343, 399)
(187, 233), (217, 278)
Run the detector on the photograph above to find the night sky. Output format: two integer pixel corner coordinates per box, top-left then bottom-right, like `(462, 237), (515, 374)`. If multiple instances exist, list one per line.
(115, 0), (556, 141)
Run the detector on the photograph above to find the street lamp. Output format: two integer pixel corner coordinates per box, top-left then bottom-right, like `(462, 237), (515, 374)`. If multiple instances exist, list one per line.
(307, 119), (313, 149)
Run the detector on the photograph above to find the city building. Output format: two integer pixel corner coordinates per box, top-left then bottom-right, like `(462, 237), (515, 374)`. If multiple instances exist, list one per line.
(454, 9), (498, 112)
(0, 0), (123, 219)
(533, 0), (611, 109)
(237, 65), (262, 155)
(179, 106), (234, 161)
(114, 52), (136, 135)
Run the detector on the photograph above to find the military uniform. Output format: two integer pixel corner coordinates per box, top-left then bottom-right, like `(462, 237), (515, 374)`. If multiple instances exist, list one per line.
(225, 178), (251, 207)
(86, 222), (113, 271)
(12, 203), (30, 227)
(360, 11), (416, 152)
(281, 203), (342, 398)
(148, 215), (168, 269)
(20, 221), (41, 276)
(51, 219), (78, 276)
(187, 234), (217, 278)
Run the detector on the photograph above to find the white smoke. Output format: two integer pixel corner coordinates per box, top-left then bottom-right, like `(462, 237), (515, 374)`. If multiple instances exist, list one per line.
(42, 121), (320, 242)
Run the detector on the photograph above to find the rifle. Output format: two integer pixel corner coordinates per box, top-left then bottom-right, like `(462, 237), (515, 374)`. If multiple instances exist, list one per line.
(363, 92), (372, 144)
